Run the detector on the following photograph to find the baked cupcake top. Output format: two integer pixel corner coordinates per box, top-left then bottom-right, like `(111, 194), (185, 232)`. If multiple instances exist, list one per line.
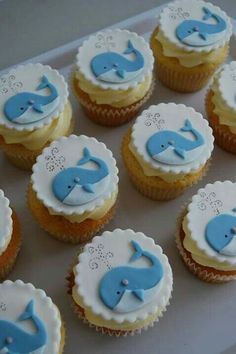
(0, 190), (12, 256)
(159, 0), (232, 53)
(32, 134), (119, 216)
(185, 181), (236, 265)
(0, 280), (62, 354)
(76, 29), (154, 90)
(130, 103), (214, 176)
(73, 229), (173, 322)
(0, 63), (68, 131)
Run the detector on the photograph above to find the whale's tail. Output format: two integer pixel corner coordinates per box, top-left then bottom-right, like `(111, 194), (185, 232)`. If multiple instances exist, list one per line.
(123, 40), (136, 55)
(18, 300), (34, 322)
(77, 147), (92, 166)
(130, 240), (143, 262)
(180, 119), (194, 133)
(37, 75), (51, 91)
(202, 7), (214, 21)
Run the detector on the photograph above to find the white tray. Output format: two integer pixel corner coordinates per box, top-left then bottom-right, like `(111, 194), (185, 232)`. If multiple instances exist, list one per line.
(1, 5), (236, 354)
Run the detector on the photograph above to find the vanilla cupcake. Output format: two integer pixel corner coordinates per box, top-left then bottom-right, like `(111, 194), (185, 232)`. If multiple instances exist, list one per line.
(0, 280), (64, 353)
(206, 61), (236, 153)
(28, 135), (119, 243)
(73, 29), (154, 126)
(177, 181), (236, 283)
(122, 103), (214, 200)
(0, 190), (21, 280)
(68, 229), (173, 336)
(0, 63), (73, 169)
(150, 0), (232, 92)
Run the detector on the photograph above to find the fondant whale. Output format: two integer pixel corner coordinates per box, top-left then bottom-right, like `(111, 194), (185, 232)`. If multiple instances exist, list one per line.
(99, 240), (163, 313)
(0, 300), (47, 354)
(176, 7), (227, 47)
(90, 40), (144, 83)
(4, 75), (58, 124)
(52, 147), (110, 206)
(146, 119), (204, 165)
(206, 210), (236, 256)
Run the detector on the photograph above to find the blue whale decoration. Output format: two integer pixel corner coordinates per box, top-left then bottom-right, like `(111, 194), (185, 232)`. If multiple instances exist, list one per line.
(205, 209), (236, 256)
(52, 147), (110, 206)
(99, 240), (163, 313)
(0, 300), (47, 354)
(176, 7), (227, 47)
(146, 119), (205, 165)
(4, 75), (58, 124)
(90, 40), (144, 83)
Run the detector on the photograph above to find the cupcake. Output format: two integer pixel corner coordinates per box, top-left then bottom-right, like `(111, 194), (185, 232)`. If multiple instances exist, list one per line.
(177, 181), (236, 283)
(122, 103), (214, 200)
(73, 29), (154, 126)
(28, 134), (119, 243)
(67, 229), (173, 336)
(0, 63), (73, 170)
(0, 280), (64, 353)
(206, 61), (236, 153)
(0, 189), (21, 280)
(150, 0), (232, 92)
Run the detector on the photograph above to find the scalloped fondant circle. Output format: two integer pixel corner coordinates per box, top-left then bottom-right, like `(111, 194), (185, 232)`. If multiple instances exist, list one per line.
(76, 29), (154, 90)
(159, 0), (232, 53)
(31, 134), (119, 216)
(0, 189), (12, 250)
(0, 280), (62, 354)
(218, 61), (236, 112)
(0, 63), (68, 132)
(131, 103), (214, 175)
(186, 181), (236, 265)
(74, 229), (173, 323)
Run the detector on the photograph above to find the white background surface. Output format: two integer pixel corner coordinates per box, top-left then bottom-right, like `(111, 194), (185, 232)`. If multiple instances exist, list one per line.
(0, 2), (236, 354)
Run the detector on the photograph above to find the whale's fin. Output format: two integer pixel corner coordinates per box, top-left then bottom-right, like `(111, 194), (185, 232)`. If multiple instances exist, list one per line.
(199, 32), (207, 41)
(132, 289), (145, 302)
(33, 103), (44, 113)
(37, 75), (50, 90)
(18, 300), (34, 322)
(180, 119), (193, 132)
(174, 147), (186, 159)
(78, 147), (91, 166)
(83, 184), (95, 193)
(130, 240), (143, 262)
(123, 40), (136, 55)
(202, 7), (213, 21)
(116, 69), (125, 78)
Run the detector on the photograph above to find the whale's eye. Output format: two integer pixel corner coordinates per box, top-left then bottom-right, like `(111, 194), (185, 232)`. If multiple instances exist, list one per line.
(104, 66), (107, 69)
(188, 30), (192, 34)
(68, 185), (71, 189)
(161, 144), (164, 148)
(116, 291), (120, 295)
(225, 234), (228, 238)
(20, 107), (24, 110)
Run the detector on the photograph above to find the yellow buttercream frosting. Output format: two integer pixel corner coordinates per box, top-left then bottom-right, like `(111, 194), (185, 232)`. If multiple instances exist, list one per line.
(156, 30), (226, 68)
(211, 75), (236, 133)
(48, 190), (118, 223)
(75, 70), (152, 108)
(182, 216), (236, 271)
(0, 102), (72, 151)
(72, 273), (162, 331)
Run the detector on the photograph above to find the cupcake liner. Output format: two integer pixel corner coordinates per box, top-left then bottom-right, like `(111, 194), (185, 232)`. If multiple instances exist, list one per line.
(0, 107), (74, 170)
(72, 73), (155, 127)
(67, 270), (170, 337)
(122, 129), (210, 201)
(59, 321), (66, 354)
(176, 208), (236, 283)
(206, 90), (236, 154)
(0, 211), (21, 280)
(27, 184), (117, 244)
(150, 27), (229, 93)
